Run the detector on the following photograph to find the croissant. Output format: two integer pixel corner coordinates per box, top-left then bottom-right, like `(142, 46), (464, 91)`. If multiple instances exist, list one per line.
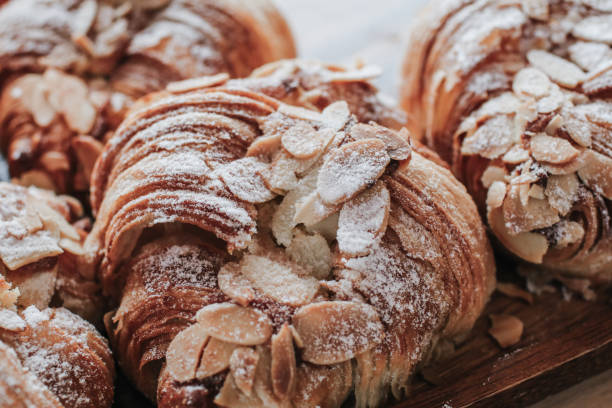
(401, 0), (612, 281)
(0, 0), (295, 193)
(0, 184), (115, 408)
(84, 64), (496, 407)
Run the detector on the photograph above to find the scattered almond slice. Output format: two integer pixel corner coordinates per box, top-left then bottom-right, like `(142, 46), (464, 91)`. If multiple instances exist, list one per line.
(526, 50), (586, 88)
(196, 337), (237, 380)
(502, 145), (530, 165)
(240, 255), (319, 306)
(520, 0), (548, 20)
(553, 220), (585, 249)
(488, 207), (549, 263)
(577, 149), (612, 199)
(481, 166), (507, 188)
(537, 88), (565, 113)
(292, 301), (384, 365)
(39, 151), (70, 173)
(166, 73), (230, 93)
(503, 185), (560, 234)
(215, 373), (263, 408)
(286, 230), (332, 279)
(487, 181), (507, 210)
(196, 303), (273, 346)
(545, 115), (564, 135)
(489, 314), (524, 348)
(461, 115), (516, 159)
(528, 184), (545, 200)
(496, 282), (534, 304)
(572, 15), (612, 44)
(166, 324), (210, 382)
(247, 133), (282, 158)
(271, 324), (296, 400)
(278, 103), (323, 123)
(317, 139), (389, 205)
(321, 101), (351, 131)
(293, 191), (340, 227)
(545, 174), (579, 216)
(218, 262), (256, 307)
(350, 123), (411, 161)
(563, 114), (592, 147)
(281, 122), (324, 159)
(305, 212), (339, 243)
(219, 157), (276, 204)
(530, 134), (579, 164)
(230, 347), (260, 396)
(512, 67), (551, 97)
(569, 41), (612, 71)
(72, 135), (104, 182)
(265, 153), (300, 193)
(337, 181), (390, 257)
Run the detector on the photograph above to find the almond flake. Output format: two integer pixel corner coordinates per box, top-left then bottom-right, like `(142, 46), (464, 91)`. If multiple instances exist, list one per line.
(219, 158), (276, 204)
(166, 324), (209, 382)
(239, 255), (319, 306)
(573, 15), (612, 44)
(461, 115), (516, 159)
(577, 149), (612, 199)
(292, 301), (384, 365)
(481, 166), (507, 188)
(521, 0), (549, 20)
(166, 73), (230, 93)
(530, 134), (579, 164)
(537, 88), (565, 113)
(569, 42), (612, 71)
(489, 314), (524, 348)
(545, 115), (564, 135)
(562, 112), (594, 147)
(583, 65), (612, 95)
(528, 184), (545, 200)
(512, 67), (551, 97)
(293, 191), (340, 227)
(281, 122), (324, 159)
(196, 337), (237, 379)
(39, 151), (70, 172)
(545, 174), (579, 216)
(278, 104), (323, 123)
(265, 153), (300, 193)
(553, 220), (585, 249)
(350, 123), (411, 160)
(286, 230), (332, 279)
(496, 282), (534, 304)
(196, 303), (273, 346)
(502, 145), (530, 164)
(215, 374), (262, 408)
(503, 184), (560, 234)
(230, 347), (259, 397)
(337, 181), (390, 257)
(321, 101), (351, 131)
(317, 139), (389, 205)
(218, 262), (256, 307)
(487, 181), (507, 210)
(247, 134), (282, 158)
(271, 324), (296, 400)
(72, 135), (103, 182)
(526, 50), (586, 88)
(488, 207), (549, 263)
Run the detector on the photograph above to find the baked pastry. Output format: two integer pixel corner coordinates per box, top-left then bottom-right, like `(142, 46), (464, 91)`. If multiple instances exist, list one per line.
(0, 182), (103, 320)
(84, 68), (496, 406)
(0, 183), (115, 408)
(0, 0), (295, 193)
(401, 0), (612, 280)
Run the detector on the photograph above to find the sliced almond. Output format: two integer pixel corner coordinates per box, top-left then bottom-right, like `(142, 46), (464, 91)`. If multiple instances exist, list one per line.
(218, 262), (255, 307)
(265, 153), (300, 193)
(72, 135), (104, 182)
(461, 115), (516, 159)
(503, 185), (560, 234)
(166, 73), (230, 93)
(489, 314), (524, 348)
(293, 191), (340, 227)
(337, 181), (390, 257)
(293, 362), (352, 408)
(247, 134), (282, 158)
(545, 115), (564, 135)
(488, 207), (549, 263)
(240, 255), (319, 306)
(305, 212), (339, 243)
(563, 114), (592, 147)
(530, 134), (579, 164)
(219, 158), (276, 204)
(502, 145), (530, 165)
(512, 67), (551, 97)
(481, 166), (507, 188)
(166, 324), (210, 382)
(286, 230), (332, 279)
(526, 50), (586, 88)
(215, 374), (263, 408)
(278, 104), (323, 123)
(537, 87), (565, 113)
(281, 122), (324, 159)
(230, 347), (259, 396)
(317, 139), (389, 205)
(521, 0), (548, 20)
(573, 15), (612, 44)
(292, 301), (384, 365)
(553, 220), (585, 249)
(528, 184), (545, 200)
(577, 149), (612, 199)
(350, 123), (411, 161)
(321, 101), (351, 131)
(487, 181), (507, 210)
(545, 174), (579, 216)
(496, 282), (534, 304)
(271, 324), (296, 400)
(196, 303), (273, 346)
(39, 151), (71, 172)
(196, 337), (237, 380)
(569, 41), (612, 71)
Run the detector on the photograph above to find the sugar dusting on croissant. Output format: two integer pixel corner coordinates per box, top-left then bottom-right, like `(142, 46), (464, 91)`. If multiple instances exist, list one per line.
(85, 66), (495, 407)
(402, 0), (612, 280)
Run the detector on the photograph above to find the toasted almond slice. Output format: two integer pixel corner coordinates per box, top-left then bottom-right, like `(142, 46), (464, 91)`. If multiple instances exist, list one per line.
(293, 361), (352, 408)
(537, 88), (565, 113)
(583, 65), (612, 95)
(39, 151), (71, 172)
(240, 255), (319, 306)
(528, 184), (545, 200)
(214, 374), (263, 408)
(247, 133), (282, 158)
(350, 123), (411, 161)
(271, 324), (296, 400)
(293, 191), (340, 227)
(166, 73), (230, 93)
(521, 0), (548, 20)
(196, 303), (273, 346)
(496, 282), (534, 304)
(166, 324), (210, 382)
(530, 134), (579, 164)
(503, 184), (560, 234)
(317, 139), (389, 205)
(545, 115), (564, 135)
(461, 115), (516, 159)
(218, 262), (255, 307)
(30, 200), (80, 241)
(286, 230), (332, 279)
(196, 337), (237, 379)
(72, 135), (103, 182)
(502, 145), (530, 165)
(489, 314), (523, 348)
(281, 122), (324, 159)
(230, 347), (260, 397)
(488, 207), (549, 263)
(554, 220), (585, 248)
(526, 50), (586, 88)
(512, 67), (551, 97)
(577, 149), (612, 199)
(569, 41), (612, 71)
(278, 104), (322, 123)
(305, 212), (339, 243)
(219, 158), (276, 204)
(481, 166), (507, 188)
(265, 153), (300, 193)
(292, 301), (384, 365)
(487, 181), (507, 210)
(31, 81), (56, 127)
(563, 115), (592, 147)
(545, 174), (579, 216)
(59, 238), (84, 256)
(72, 0), (97, 37)
(321, 101), (351, 131)
(573, 15), (612, 44)
(337, 181), (390, 257)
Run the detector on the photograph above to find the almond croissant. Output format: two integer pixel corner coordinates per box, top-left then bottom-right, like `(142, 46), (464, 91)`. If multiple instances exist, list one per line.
(401, 0), (612, 281)
(0, 0), (295, 193)
(84, 66), (496, 407)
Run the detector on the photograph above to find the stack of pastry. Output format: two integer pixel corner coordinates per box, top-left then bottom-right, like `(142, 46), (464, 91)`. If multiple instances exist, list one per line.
(402, 0), (612, 281)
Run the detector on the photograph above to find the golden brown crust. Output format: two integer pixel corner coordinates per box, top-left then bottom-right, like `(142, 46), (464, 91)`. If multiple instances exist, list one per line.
(88, 70), (494, 406)
(401, 0), (612, 280)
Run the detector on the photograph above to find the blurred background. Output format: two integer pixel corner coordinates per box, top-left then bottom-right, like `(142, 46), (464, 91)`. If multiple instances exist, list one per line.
(274, 0), (429, 98)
